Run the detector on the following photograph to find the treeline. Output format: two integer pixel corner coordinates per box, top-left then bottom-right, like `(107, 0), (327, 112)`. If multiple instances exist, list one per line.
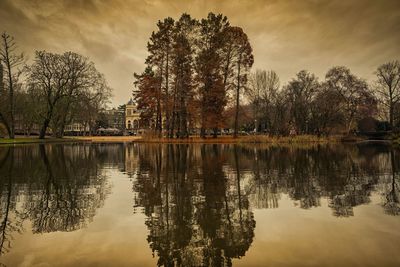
(246, 64), (400, 135)
(135, 13), (400, 138)
(0, 32), (112, 139)
(134, 13), (253, 138)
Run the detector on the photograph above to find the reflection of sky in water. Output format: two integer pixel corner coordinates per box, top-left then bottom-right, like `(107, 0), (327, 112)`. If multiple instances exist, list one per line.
(0, 144), (399, 266)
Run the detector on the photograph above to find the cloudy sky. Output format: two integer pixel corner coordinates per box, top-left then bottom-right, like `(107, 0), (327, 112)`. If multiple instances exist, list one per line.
(1, 0), (399, 106)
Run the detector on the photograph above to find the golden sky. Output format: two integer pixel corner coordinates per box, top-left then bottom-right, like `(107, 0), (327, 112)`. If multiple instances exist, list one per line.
(1, 0), (399, 105)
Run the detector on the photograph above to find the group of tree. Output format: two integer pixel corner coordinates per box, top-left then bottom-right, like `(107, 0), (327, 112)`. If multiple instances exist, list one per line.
(247, 63), (400, 135)
(0, 32), (112, 139)
(134, 12), (253, 138)
(134, 13), (400, 138)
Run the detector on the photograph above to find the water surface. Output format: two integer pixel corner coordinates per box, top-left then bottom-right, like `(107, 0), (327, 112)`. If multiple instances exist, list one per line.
(0, 143), (399, 266)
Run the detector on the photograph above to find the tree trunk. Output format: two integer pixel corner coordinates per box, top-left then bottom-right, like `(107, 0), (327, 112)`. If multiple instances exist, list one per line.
(4, 50), (15, 139)
(179, 94), (188, 138)
(213, 127), (218, 138)
(39, 118), (51, 139)
(234, 54), (242, 138)
(169, 82), (177, 138)
(389, 98), (394, 128)
(0, 113), (11, 138)
(200, 127), (206, 138)
(165, 52), (170, 137)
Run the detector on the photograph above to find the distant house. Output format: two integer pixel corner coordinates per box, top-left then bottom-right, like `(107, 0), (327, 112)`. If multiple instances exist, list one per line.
(65, 123), (90, 135)
(125, 99), (141, 133)
(104, 106), (126, 131)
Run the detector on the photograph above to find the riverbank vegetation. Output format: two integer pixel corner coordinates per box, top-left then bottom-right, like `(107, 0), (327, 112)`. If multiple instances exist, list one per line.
(134, 12), (400, 140)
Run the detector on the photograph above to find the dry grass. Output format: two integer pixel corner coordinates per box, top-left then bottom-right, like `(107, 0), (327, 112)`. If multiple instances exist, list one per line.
(239, 134), (340, 144)
(136, 136), (242, 144)
(134, 134), (340, 144)
(70, 136), (141, 143)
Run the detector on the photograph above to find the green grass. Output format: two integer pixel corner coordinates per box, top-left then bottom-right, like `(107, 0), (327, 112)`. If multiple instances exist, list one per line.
(0, 137), (85, 145)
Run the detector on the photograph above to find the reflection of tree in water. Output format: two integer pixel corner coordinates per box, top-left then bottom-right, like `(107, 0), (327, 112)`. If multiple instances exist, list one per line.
(134, 144), (255, 266)
(0, 144), (111, 256)
(239, 144), (395, 217)
(132, 143), (400, 265)
(382, 150), (400, 215)
(0, 148), (23, 256)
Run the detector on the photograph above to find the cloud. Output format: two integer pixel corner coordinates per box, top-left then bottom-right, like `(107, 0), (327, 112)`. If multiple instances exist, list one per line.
(1, 0), (399, 105)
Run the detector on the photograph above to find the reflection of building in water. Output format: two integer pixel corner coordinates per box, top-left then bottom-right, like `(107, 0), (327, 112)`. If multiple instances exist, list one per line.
(124, 144), (140, 176)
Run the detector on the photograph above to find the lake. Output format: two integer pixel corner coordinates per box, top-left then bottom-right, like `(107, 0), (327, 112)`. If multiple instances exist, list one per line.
(0, 143), (399, 267)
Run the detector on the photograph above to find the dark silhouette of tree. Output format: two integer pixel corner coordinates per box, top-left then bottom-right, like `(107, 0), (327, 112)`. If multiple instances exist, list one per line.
(221, 27), (254, 138)
(325, 66), (375, 133)
(374, 60), (400, 128)
(0, 147), (23, 256)
(382, 150), (400, 215)
(0, 32), (24, 138)
(285, 70), (319, 134)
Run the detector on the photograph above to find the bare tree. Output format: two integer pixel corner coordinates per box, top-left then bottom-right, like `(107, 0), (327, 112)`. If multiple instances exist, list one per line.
(0, 32), (24, 138)
(248, 70), (280, 133)
(28, 51), (110, 138)
(325, 66), (372, 133)
(375, 60), (400, 128)
(285, 70), (319, 134)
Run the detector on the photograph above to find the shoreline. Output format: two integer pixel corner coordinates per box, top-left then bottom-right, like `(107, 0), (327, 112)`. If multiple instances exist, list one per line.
(1, 135), (396, 145)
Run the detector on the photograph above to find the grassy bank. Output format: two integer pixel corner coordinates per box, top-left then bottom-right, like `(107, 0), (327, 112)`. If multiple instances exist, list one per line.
(0, 137), (83, 145)
(0, 136), (141, 145)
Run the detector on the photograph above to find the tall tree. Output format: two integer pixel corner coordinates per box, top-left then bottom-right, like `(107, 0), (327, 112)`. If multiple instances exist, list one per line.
(375, 60), (400, 128)
(0, 32), (24, 138)
(196, 13), (229, 138)
(28, 51), (109, 139)
(134, 67), (161, 131)
(171, 14), (197, 138)
(248, 70), (280, 133)
(325, 66), (372, 133)
(223, 27), (254, 138)
(146, 17), (175, 137)
(285, 70), (319, 134)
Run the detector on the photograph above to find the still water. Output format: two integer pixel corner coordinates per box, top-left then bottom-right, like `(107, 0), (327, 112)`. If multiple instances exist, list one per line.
(0, 143), (399, 267)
